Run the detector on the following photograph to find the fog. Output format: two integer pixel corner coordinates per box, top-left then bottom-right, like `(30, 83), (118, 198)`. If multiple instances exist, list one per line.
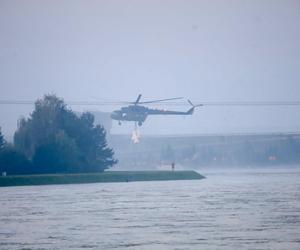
(1, 0), (300, 138)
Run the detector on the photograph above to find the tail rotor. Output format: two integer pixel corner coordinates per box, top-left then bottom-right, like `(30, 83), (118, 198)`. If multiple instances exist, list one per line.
(187, 100), (203, 114)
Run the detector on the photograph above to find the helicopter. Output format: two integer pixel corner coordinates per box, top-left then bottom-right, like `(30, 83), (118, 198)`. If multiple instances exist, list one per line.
(110, 94), (202, 126)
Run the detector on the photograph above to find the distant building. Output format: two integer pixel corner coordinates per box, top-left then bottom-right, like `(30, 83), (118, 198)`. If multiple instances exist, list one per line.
(109, 133), (300, 170)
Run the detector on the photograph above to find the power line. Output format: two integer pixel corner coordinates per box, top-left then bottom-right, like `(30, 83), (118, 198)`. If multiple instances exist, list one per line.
(0, 100), (300, 106)
(197, 101), (300, 106)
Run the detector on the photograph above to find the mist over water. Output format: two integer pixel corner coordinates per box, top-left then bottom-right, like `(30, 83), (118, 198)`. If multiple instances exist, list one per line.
(1, 1), (300, 249)
(0, 168), (299, 250)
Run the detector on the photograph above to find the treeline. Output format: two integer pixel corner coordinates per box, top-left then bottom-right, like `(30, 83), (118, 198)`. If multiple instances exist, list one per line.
(110, 134), (300, 169)
(160, 139), (300, 167)
(0, 95), (117, 175)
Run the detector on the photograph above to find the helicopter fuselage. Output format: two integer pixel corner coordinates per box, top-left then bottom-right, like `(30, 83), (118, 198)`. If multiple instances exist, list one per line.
(110, 105), (148, 125)
(110, 104), (195, 126)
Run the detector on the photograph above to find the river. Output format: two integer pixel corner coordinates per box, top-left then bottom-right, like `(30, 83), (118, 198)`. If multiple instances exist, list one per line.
(0, 168), (300, 249)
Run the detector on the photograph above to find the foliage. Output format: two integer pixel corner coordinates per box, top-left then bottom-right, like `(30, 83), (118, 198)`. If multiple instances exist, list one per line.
(0, 144), (32, 175)
(14, 94), (117, 173)
(0, 127), (32, 175)
(32, 130), (79, 173)
(0, 127), (4, 150)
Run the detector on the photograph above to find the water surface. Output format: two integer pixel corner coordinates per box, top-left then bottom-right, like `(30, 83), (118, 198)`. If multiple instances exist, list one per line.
(0, 168), (300, 249)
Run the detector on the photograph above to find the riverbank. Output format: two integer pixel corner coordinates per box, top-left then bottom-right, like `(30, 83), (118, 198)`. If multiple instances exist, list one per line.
(0, 171), (205, 187)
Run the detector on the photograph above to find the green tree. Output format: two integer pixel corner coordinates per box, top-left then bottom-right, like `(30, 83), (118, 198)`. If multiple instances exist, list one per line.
(0, 144), (32, 175)
(0, 127), (4, 150)
(32, 130), (80, 173)
(14, 94), (117, 173)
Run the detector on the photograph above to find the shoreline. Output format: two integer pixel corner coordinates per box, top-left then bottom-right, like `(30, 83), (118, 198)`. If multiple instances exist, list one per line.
(0, 170), (205, 187)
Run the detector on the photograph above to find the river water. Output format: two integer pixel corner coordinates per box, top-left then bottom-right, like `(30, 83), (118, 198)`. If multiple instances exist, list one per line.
(0, 168), (300, 250)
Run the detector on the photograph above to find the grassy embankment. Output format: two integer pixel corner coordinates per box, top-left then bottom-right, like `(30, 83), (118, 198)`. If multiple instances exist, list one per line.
(0, 171), (205, 187)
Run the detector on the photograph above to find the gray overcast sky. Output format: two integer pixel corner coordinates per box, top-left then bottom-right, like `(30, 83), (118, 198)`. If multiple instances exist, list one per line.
(0, 0), (300, 137)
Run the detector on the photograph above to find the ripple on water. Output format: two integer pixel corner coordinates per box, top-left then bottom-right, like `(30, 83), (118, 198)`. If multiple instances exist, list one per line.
(0, 169), (300, 249)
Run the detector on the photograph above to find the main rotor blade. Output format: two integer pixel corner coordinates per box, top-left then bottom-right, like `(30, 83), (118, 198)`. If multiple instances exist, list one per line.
(138, 97), (184, 104)
(134, 94), (142, 105)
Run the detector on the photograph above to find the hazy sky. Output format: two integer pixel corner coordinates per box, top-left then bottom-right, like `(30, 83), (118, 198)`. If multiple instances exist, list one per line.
(0, 0), (300, 137)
